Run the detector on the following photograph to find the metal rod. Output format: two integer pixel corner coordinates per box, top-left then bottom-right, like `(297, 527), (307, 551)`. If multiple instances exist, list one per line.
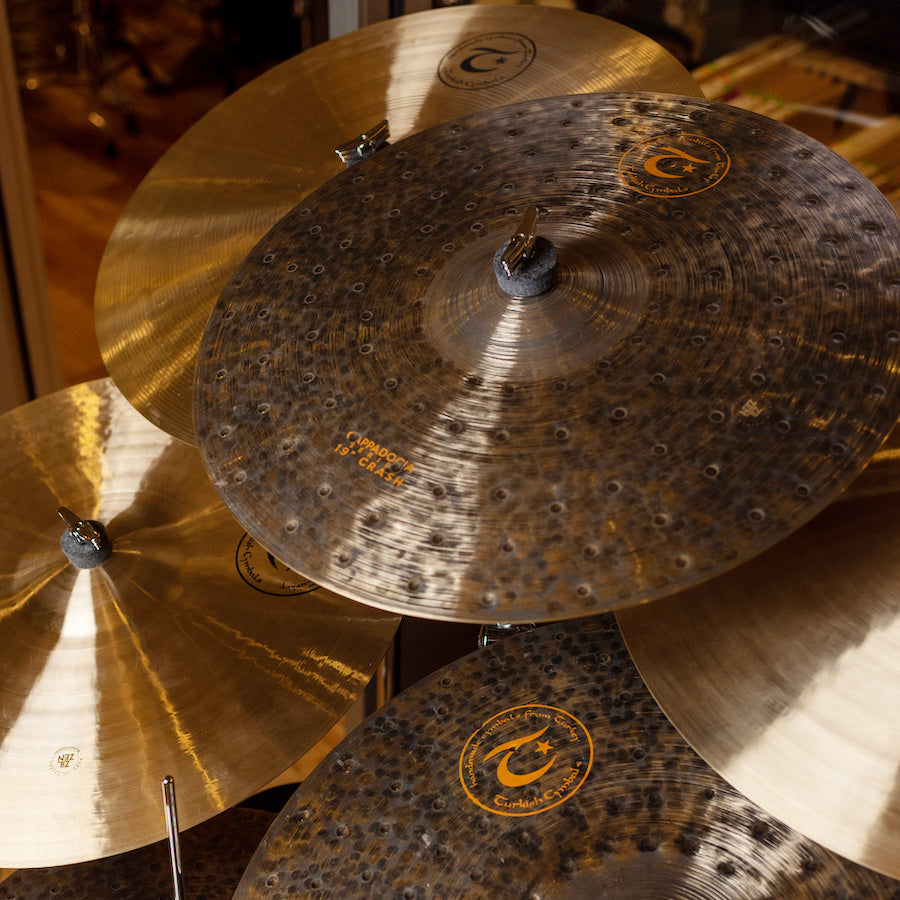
(161, 775), (186, 900)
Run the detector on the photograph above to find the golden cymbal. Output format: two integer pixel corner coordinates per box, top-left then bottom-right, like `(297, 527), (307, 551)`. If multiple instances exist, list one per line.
(233, 615), (900, 898)
(94, 5), (701, 446)
(194, 91), (900, 624)
(0, 379), (398, 868)
(617, 486), (900, 879)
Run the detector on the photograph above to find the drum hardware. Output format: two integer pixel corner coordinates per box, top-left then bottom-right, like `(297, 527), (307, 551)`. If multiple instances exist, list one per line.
(162, 776), (185, 900)
(93, 5), (702, 446)
(57, 505), (112, 564)
(494, 205), (559, 297)
(194, 90), (900, 626)
(334, 120), (390, 168)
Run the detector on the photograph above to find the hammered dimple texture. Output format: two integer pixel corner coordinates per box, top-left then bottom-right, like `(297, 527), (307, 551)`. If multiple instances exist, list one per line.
(232, 617), (900, 900)
(3, 808), (273, 900)
(195, 92), (900, 623)
(95, 5), (701, 445)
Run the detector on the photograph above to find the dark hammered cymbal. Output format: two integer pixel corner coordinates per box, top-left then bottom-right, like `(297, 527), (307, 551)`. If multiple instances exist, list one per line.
(194, 91), (900, 624)
(3, 807), (273, 900)
(94, 5), (700, 446)
(0, 379), (398, 868)
(617, 482), (900, 878)
(233, 616), (900, 899)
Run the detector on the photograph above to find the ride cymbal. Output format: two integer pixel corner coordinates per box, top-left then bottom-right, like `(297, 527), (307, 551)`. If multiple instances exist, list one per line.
(0, 379), (398, 868)
(617, 485), (900, 879)
(94, 5), (701, 446)
(233, 616), (900, 899)
(194, 92), (900, 623)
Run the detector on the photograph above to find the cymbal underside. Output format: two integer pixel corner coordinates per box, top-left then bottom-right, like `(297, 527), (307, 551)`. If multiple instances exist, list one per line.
(95, 5), (701, 445)
(195, 92), (900, 623)
(618, 486), (900, 879)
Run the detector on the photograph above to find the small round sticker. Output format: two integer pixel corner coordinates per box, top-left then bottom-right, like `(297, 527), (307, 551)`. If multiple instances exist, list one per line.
(619, 132), (730, 197)
(50, 746), (82, 775)
(459, 704), (593, 816)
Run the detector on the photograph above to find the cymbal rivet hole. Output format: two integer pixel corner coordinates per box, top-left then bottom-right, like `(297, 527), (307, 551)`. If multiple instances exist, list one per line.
(652, 444), (667, 457)
(749, 508), (766, 523)
(606, 482), (621, 494)
(284, 519), (298, 534)
(549, 501), (564, 513)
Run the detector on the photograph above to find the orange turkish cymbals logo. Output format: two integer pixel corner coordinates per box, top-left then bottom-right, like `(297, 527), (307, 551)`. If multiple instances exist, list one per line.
(619, 132), (730, 197)
(459, 704), (593, 816)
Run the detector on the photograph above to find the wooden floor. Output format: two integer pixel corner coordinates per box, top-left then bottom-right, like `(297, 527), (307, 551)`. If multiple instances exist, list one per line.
(20, 1), (264, 387)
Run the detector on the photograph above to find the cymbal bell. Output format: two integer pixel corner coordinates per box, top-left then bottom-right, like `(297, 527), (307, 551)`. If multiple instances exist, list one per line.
(194, 91), (900, 624)
(94, 5), (701, 445)
(233, 615), (900, 898)
(0, 379), (398, 868)
(617, 482), (900, 879)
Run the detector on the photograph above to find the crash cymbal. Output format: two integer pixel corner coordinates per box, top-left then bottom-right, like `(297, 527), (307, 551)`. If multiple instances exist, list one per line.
(0, 378), (398, 868)
(233, 615), (900, 899)
(94, 5), (700, 446)
(194, 91), (900, 624)
(3, 806), (273, 899)
(617, 485), (900, 879)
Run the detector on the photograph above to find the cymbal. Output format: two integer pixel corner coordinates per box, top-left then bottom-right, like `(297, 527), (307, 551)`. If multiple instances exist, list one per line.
(94, 5), (701, 446)
(617, 485), (900, 878)
(3, 806), (273, 899)
(232, 615), (900, 898)
(194, 91), (900, 624)
(0, 379), (398, 868)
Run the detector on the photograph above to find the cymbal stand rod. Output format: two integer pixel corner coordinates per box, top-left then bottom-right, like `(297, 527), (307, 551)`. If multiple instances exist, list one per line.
(161, 775), (186, 900)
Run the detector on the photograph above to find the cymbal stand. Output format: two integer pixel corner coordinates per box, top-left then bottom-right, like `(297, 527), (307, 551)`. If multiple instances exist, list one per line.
(161, 775), (185, 900)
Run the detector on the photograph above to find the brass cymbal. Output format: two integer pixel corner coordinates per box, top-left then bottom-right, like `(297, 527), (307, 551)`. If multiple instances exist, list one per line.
(617, 486), (900, 879)
(3, 807), (273, 899)
(94, 5), (701, 446)
(194, 92), (900, 624)
(0, 379), (398, 868)
(233, 616), (900, 898)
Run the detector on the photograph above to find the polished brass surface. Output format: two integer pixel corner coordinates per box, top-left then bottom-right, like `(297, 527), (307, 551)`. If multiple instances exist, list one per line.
(195, 91), (900, 624)
(617, 487), (900, 879)
(234, 616), (900, 898)
(0, 379), (398, 868)
(94, 5), (701, 445)
(3, 807), (273, 898)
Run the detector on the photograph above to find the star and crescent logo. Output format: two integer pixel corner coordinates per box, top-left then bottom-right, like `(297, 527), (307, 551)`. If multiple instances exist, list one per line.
(235, 532), (320, 596)
(459, 704), (593, 816)
(438, 33), (536, 90)
(619, 132), (730, 197)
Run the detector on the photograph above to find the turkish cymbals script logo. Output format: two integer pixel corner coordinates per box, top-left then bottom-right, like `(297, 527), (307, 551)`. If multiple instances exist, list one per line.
(459, 704), (593, 816)
(619, 132), (730, 197)
(438, 33), (536, 90)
